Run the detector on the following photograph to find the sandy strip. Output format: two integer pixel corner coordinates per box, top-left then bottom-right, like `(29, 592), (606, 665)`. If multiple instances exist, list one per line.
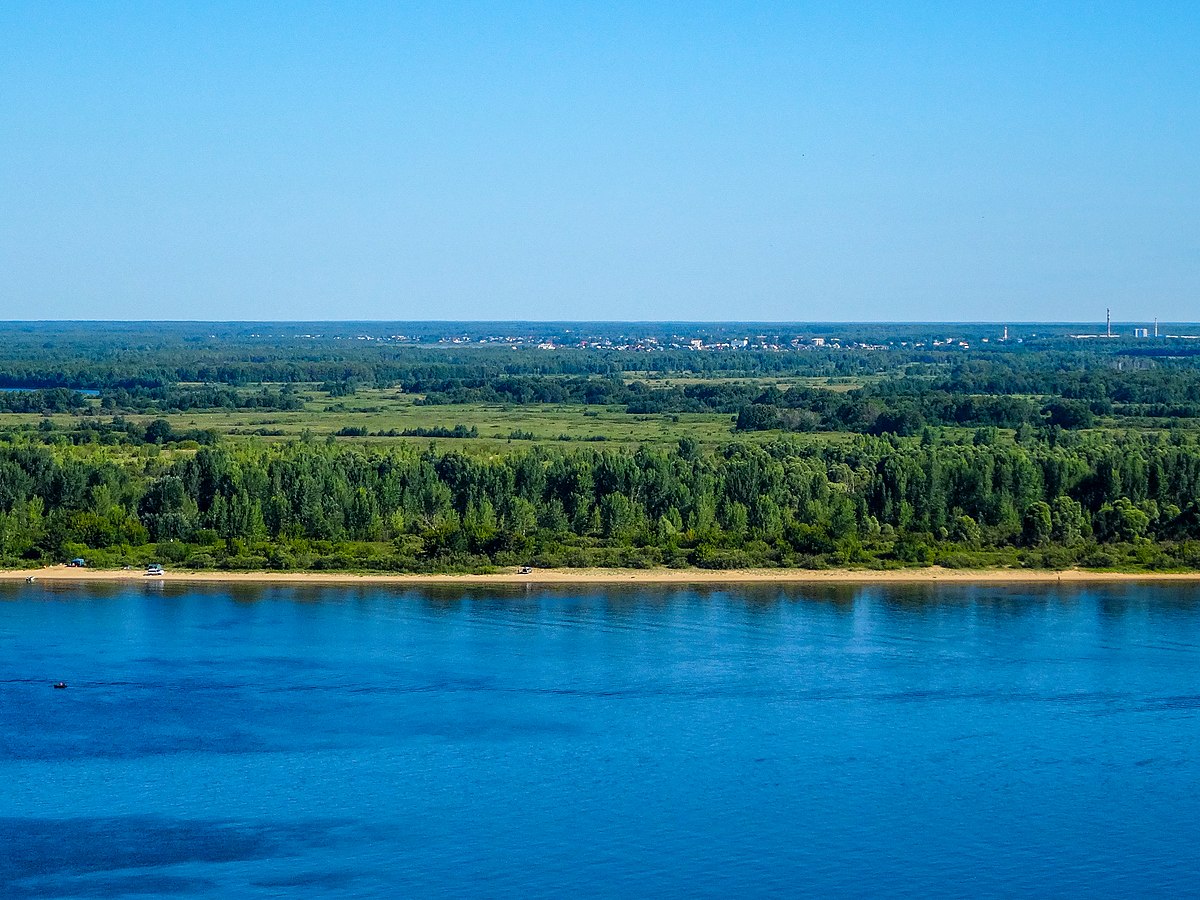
(3, 565), (1200, 586)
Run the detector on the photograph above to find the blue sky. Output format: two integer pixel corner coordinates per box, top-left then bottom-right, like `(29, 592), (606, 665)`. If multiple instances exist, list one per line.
(1, 1), (1196, 321)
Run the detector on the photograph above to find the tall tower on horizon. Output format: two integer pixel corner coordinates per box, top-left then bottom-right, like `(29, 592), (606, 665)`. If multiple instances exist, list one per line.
(1107, 308), (1112, 337)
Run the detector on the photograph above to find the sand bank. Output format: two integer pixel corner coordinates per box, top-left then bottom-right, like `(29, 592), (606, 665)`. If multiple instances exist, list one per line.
(3, 565), (1200, 586)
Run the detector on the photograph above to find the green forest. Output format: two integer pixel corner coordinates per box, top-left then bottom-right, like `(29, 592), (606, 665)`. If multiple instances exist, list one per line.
(2, 427), (1200, 573)
(3, 320), (1200, 573)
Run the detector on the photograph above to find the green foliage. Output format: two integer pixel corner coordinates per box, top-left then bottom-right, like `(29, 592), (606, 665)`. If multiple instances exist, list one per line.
(1022, 501), (1053, 547)
(1094, 498), (1150, 543)
(0, 426), (1194, 572)
(6, 320), (1200, 572)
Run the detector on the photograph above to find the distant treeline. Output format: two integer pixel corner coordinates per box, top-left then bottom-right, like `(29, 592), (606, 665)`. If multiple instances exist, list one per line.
(4, 321), (1200, 395)
(5, 370), (1200, 431)
(10, 417), (219, 447)
(2, 432), (1200, 572)
(406, 374), (1192, 433)
(6, 324), (1200, 430)
(335, 425), (479, 439)
(0, 385), (304, 414)
(98, 385), (306, 412)
(0, 388), (90, 413)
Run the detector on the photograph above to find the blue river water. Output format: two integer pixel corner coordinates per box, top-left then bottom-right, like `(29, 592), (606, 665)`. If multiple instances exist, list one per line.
(2, 580), (1199, 898)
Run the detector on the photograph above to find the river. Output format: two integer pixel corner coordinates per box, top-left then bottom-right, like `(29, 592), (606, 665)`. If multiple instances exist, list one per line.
(2, 581), (1198, 897)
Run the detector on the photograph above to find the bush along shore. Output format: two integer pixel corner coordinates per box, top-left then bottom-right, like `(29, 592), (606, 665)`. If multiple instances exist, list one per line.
(2, 430), (1200, 574)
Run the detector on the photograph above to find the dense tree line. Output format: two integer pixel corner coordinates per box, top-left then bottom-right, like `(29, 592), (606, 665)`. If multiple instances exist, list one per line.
(12, 417), (219, 447)
(0, 385), (303, 415)
(2, 432), (1200, 572)
(0, 388), (89, 413)
(98, 385), (305, 412)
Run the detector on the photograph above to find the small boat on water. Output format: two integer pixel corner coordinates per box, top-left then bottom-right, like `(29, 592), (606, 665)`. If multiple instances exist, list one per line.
(145, 564), (164, 577)
(25, 576), (35, 583)
(53, 682), (67, 689)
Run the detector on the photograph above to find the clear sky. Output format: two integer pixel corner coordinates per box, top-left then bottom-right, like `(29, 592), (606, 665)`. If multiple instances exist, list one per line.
(1, 2), (1196, 322)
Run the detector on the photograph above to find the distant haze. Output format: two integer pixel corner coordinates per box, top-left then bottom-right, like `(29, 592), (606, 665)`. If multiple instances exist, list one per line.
(1, 3), (1197, 322)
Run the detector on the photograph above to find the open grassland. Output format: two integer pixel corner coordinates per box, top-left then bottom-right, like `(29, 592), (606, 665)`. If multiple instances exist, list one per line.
(0, 383), (1142, 456)
(0, 386), (860, 452)
(0, 377), (1173, 457)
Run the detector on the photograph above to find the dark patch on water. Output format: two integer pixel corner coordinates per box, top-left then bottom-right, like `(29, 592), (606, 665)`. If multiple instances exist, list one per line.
(7, 873), (216, 898)
(0, 816), (341, 892)
(251, 869), (359, 889)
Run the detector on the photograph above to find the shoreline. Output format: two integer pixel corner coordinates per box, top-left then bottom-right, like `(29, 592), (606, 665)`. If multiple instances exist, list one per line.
(4, 565), (1200, 586)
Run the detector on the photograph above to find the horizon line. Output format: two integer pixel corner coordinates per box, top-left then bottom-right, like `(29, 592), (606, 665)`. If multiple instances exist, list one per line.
(0, 319), (1181, 327)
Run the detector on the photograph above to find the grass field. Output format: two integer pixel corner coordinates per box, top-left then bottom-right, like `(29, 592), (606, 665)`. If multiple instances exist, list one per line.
(0, 382), (1083, 454)
(5, 381), (1141, 455)
(0, 386), (846, 451)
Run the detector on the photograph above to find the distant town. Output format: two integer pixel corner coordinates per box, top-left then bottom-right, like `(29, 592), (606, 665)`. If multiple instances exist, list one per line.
(270, 315), (1199, 353)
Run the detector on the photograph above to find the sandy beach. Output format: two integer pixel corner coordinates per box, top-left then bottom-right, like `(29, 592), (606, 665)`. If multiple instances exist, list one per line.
(3, 565), (1200, 586)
